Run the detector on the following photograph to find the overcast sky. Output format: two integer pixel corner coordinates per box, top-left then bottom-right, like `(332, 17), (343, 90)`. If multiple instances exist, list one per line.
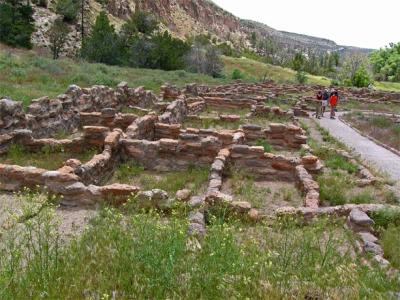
(212, 0), (399, 49)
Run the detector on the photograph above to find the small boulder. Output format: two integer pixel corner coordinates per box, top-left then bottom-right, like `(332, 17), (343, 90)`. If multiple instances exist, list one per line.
(176, 189), (191, 202)
(349, 209), (374, 227)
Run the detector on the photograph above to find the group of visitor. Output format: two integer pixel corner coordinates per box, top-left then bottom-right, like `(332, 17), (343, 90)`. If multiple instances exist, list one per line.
(315, 89), (339, 119)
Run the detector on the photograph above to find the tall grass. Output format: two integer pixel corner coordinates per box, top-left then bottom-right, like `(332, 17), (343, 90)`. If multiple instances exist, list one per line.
(0, 143), (97, 170)
(112, 162), (210, 195)
(0, 201), (397, 299)
(0, 49), (228, 107)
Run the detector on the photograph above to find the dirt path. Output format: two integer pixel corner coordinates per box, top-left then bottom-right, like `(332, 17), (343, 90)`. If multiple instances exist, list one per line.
(0, 192), (97, 240)
(315, 113), (400, 181)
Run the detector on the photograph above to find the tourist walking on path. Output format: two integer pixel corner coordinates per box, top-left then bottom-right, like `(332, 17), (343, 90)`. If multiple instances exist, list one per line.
(315, 91), (323, 119)
(330, 90), (339, 119)
(322, 89), (329, 116)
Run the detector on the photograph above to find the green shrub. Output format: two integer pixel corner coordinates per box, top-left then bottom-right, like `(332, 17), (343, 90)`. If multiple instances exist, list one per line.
(232, 68), (244, 80)
(115, 161), (145, 183)
(371, 208), (400, 228)
(81, 12), (121, 65)
(0, 208), (397, 298)
(353, 66), (372, 88)
(256, 139), (273, 153)
(370, 42), (400, 82)
(295, 71), (308, 84)
(381, 226), (400, 268)
(55, 0), (79, 22)
(348, 191), (375, 204)
(0, 3), (35, 48)
(371, 116), (392, 128)
(33, 0), (48, 7)
(393, 125), (400, 137)
(325, 155), (358, 174)
(318, 172), (353, 205)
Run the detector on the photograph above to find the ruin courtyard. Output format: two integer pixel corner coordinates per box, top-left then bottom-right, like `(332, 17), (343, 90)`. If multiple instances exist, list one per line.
(1, 80), (400, 297)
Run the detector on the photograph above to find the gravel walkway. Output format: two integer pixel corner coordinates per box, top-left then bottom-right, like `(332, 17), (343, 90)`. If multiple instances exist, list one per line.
(315, 113), (400, 181)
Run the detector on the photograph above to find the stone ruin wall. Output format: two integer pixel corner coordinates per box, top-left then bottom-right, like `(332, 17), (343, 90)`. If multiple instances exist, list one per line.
(0, 81), (326, 214)
(0, 82), (159, 138)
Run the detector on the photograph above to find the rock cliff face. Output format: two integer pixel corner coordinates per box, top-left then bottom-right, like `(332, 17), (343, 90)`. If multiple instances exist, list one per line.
(31, 0), (371, 57)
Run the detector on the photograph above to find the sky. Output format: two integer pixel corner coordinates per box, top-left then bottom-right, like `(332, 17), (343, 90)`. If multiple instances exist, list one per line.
(212, 0), (399, 49)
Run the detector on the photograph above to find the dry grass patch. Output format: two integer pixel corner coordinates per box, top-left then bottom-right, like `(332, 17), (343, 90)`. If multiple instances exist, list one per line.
(343, 112), (400, 151)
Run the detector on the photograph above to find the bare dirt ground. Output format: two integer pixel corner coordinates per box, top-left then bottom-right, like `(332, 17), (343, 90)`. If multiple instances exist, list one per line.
(0, 192), (97, 240)
(221, 179), (303, 215)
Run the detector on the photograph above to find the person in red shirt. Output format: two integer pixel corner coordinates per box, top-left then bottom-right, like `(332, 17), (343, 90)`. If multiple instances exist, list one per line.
(330, 91), (339, 119)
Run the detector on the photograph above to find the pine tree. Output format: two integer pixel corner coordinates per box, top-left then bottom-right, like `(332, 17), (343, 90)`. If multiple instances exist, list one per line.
(0, 0), (35, 48)
(81, 11), (121, 65)
(48, 18), (70, 59)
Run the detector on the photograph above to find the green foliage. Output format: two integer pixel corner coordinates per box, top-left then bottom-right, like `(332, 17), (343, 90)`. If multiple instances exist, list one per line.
(371, 116), (392, 128)
(339, 53), (372, 88)
(148, 31), (190, 71)
(81, 12), (121, 65)
(32, 0), (48, 7)
(48, 18), (70, 60)
(115, 161), (145, 183)
(55, 0), (79, 22)
(112, 163), (209, 195)
(381, 226), (400, 268)
(292, 53), (306, 71)
(353, 66), (372, 88)
(371, 42), (400, 82)
(325, 155), (358, 174)
(231, 68), (244, 80)
(217, 42), (239, 57)
(0, 2), (34, 48)
(348, 191), (375, 204)
(250, 31), (257, 47)
(256, 139), (273, 153)
(185, 43), (223, 77)
(123, 10), (159, 35)
(295, 70), (308, 84)
(0, 206), (397, 298)
(317, 172), (354, 205)
(1, 143), (96, 170)
(371, 208), (400, 228)
(0, 49), (228, 107)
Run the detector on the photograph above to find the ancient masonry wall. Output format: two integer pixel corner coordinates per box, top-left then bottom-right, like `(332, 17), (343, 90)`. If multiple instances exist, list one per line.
(1, 82), (321, 213)
(0, 82), (158, 138)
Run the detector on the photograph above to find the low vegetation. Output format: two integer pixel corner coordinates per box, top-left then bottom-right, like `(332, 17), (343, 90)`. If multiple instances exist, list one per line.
(225, 169), (302, 211)
(371, 208), (400, 268)
(0, 143), (97, 170)
(222, 56), (330, 85)
(1, 196), (397, 299)
(0, 46), (228, 107)
(343, 113), (400, 151)
(183, 118), (242, 130)
(111, 161), (210, 195)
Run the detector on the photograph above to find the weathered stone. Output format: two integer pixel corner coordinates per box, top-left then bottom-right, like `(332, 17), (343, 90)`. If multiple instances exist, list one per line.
(230, 201), (252, 213)
(211, 159), (224, 172)
(349, 209), (374, 227)
(247, 208), (260, 222)
(363, 241), (383, 256)
(373, 255), (390, 268)
(176, 189), (191, 201)
(301, 155), (318, 165)
(188, 196), (205, 208)
(206, 191), (233, 205)
(358, 232), (378, 244)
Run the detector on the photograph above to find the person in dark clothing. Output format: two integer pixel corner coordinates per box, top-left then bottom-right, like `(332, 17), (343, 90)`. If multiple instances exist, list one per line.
(315, 91), (323, 119)
(322, 89), (329, 116)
